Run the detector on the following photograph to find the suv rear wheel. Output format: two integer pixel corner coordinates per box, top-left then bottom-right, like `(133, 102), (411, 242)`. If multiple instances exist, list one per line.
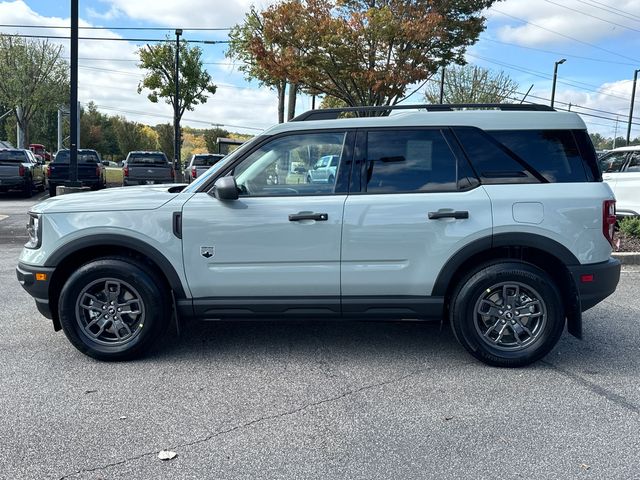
(58, 257), (171, 360)
(450, 262), (564, 368)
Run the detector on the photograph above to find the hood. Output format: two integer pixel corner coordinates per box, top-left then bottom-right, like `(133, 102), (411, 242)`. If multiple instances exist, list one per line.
(31, 185), (187, 214)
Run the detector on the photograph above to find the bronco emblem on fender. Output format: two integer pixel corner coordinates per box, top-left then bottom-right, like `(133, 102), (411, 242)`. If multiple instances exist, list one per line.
(200, 246), (215, 259)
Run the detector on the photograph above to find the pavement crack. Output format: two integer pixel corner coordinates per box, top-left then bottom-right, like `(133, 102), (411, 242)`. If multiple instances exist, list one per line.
(541, 360), (639, 414)
(58, 369), (421, 478)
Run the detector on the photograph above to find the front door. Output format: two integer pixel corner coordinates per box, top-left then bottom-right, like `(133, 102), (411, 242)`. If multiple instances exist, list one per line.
(181, 130), (353, 316)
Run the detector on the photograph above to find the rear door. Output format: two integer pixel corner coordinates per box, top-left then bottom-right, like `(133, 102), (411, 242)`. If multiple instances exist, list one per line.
(340, 128), (492, 316)
(181, 130), (354, 317)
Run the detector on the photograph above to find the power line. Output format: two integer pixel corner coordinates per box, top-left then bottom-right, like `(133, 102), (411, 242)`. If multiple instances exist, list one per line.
(0, 23), (231, 31)
(467, 52), (633, 102)
(542, 0), (640, 33)
(0, 32), (229, 43)
(576, 0), (640, 22)
(491, 8), (640, 63)
(480, 37), (637, 67)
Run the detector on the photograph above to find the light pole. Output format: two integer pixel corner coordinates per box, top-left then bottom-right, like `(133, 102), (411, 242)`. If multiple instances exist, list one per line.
(550, 58), (566, 108)
(626, 69), (640, 146)
(174, 28), (182, 182)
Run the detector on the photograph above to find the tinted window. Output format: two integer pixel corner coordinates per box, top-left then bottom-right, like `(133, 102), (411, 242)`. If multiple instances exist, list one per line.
(599, 152), (628, 173)
(362, 130), (459, 193)
(234, 132), (346, 196)
(489, 130), (589, 182)
(627, 152), (640, 172)
(0, 150), (27, 162)
(53, 151), (100, 163)
(193, 155), (224, 167)
(453, 127), (538, 184)
(128, 153), (168, 164)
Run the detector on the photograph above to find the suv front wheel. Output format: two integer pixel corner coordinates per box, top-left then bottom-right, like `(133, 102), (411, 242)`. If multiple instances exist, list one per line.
(450, 262), (564, 368)
(58, 257), (171, 360)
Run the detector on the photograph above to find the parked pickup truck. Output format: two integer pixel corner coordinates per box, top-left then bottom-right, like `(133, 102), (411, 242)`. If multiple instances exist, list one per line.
(48, 149), (106, 197)
(123, 151), (174, 186)
(0, 148), (46, 197)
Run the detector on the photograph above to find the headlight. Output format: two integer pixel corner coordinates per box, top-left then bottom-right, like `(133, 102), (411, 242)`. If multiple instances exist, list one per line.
(25, 213), (41, 249)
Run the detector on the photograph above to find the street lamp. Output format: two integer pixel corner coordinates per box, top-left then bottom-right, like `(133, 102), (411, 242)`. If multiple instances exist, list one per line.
(550, 58), (566, 109)
(626, 69), (640, 146)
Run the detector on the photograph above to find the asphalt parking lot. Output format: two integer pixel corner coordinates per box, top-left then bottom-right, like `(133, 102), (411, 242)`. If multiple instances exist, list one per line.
(1, 193), (639, 479)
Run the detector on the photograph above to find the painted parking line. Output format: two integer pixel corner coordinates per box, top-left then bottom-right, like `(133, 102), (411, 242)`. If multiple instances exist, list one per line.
(0, 215), (8, 221)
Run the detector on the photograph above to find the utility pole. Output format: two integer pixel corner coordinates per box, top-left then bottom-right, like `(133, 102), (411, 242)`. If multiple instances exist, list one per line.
(614, 116), (620, 149)
(550, 58), (566, 108)
(174, 29), (182, 183)
(439, 67), (445, 104)
(16, 106), (24, 148)
(626, 69), (640, 146)
(69, 0), (79, 185)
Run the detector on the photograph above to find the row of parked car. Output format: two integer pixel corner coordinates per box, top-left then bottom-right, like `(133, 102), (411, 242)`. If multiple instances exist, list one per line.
(0, 147), (230, 197)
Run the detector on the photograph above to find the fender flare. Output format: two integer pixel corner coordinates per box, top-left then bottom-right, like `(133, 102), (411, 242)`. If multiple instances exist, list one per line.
(432, 232), (580, 297)
(45, 234), (187, 298)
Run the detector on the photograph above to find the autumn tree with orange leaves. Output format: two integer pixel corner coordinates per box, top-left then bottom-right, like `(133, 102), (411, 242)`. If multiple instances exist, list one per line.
(228, 0), (498, 118)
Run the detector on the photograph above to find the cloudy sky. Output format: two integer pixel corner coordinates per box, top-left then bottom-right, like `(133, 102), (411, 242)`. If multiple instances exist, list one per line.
(0, 0), (639, 137)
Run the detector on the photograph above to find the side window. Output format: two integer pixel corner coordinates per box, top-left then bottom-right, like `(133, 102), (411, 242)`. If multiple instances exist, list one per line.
(599, 152), (628, 173)
(626, 153), (640, 172)
(489, 130), (589, 182)
(363, 129), (458, 193)
(233, 131), (347, 197)
(452, 127), (539, 184)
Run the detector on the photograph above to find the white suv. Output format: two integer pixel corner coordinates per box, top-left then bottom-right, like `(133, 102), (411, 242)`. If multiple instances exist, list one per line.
(16, 104), (620, 367)
(599, 146), (640, 216)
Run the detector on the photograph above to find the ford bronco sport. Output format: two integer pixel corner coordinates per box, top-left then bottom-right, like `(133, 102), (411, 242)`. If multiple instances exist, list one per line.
(16, 104), (620, 367)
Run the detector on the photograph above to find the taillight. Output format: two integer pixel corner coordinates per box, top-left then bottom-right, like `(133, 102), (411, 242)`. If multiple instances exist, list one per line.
(171, 168), (175, 179)
(192, 166), (197, 179)
(95, 165), (100, 177)
(123, 165), (129, 177)
(18, 165), (25, 176)
(46, 164), (50, 177)
(603, 200), (616, 247)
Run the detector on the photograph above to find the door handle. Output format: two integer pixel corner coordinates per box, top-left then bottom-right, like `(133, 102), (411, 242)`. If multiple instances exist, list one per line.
(428, 210), (469, 220)
(289, 212), (328, 222)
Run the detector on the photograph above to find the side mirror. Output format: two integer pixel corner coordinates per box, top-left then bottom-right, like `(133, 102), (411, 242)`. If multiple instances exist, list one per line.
(212, 176), (239, 201)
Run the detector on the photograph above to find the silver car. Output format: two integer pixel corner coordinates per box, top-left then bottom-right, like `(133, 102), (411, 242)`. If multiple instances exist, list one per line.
(306, 154), (339, 184)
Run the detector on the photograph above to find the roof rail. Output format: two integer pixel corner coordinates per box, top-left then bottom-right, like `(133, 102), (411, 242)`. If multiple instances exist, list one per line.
(291, 103), (555, 122)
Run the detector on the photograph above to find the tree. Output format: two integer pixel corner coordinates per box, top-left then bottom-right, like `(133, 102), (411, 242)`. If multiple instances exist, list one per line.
(231, 0), (497, 111)
(0, 35), (69, 146)
(424, 65), (518, 104)
(227, 7), (290, 123)
(112, 117), (157, 155)
(204, 127), (230, 153)
(137, 39), (217, 127)
(155, 123), (175, 161)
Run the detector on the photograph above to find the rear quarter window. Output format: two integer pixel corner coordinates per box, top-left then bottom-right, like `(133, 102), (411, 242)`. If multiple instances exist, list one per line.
(0, 150), (27, 162)
(488, 130), (593, 182)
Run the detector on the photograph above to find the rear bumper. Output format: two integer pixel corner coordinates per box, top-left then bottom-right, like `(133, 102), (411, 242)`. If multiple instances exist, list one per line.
(123, 179), (172, 186)
(569, 258), (621, 312)
(16, 263), (55, 319)
(0, 177), (27, 189)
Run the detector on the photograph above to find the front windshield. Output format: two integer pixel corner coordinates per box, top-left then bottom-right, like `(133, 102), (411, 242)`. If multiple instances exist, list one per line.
(182, 138), (261, 193)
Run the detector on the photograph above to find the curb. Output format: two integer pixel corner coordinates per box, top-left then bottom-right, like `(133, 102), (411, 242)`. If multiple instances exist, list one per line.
(612, 252), (640, 265)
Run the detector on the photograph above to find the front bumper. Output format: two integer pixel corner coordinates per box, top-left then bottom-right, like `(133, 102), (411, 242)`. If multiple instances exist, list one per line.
(16, 263), (55, 319)
(569, 258), (621, 312)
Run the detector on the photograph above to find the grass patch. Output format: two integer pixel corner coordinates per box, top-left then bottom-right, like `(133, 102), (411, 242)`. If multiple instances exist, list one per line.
(618, 217), (640, 238)
(105, 167), (123, 185)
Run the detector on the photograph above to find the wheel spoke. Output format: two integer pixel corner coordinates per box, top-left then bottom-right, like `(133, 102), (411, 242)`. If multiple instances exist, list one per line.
(119, 299), (141, 315)
(478, 299), (502, 317)
(511, 326), (523, 345)
(104, 281), (121, 303)
(87, 318), (109, 339)
(493, 324), (508, 344)
(484, 319), (502, 338)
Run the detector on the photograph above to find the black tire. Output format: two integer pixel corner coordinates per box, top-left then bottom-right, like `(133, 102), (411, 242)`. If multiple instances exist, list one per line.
(58, 257), (171, 361)
(22, 179), (33, 198)
(450, 262), (564, 368)
(49, 184), (56, 197)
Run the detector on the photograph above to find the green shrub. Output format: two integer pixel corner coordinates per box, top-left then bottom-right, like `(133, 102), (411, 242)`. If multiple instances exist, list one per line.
(619, 217), (640, 238)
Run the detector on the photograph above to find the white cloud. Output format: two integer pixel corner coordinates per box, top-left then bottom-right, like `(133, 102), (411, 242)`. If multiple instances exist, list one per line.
(488, 0), (640, 46)
(0, 0), (279, 136)
(531, 79), (637, 137)
(93, 0), (278, 28)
